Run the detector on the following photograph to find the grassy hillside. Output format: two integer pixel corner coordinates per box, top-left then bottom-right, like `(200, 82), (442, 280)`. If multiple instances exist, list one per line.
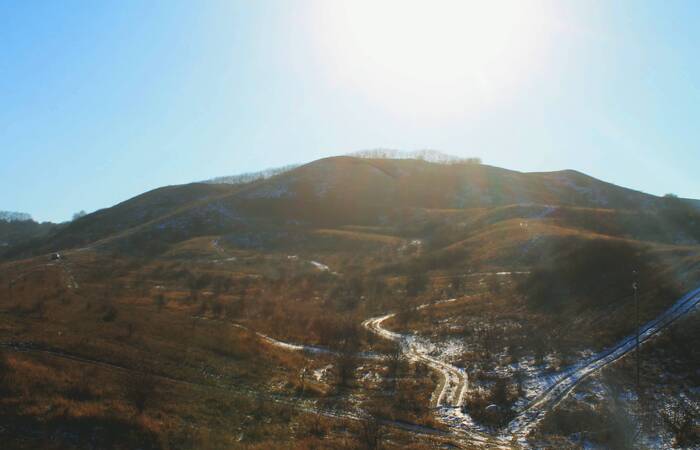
(3, 157), (679, 262)
(2, 157), (700, 448)
(0, 218), (58, 256)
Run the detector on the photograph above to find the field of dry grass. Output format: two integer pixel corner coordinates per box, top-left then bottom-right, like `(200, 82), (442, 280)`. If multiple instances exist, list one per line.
(0, 247), (455, 449)
(3, 175), (700, 449)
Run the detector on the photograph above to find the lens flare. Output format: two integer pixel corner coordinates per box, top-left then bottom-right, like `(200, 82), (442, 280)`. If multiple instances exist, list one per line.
(311, 0), (556, 116)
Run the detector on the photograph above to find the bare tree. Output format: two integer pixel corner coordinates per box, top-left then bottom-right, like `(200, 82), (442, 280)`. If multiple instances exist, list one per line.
(336, 351), (358, 388)
(406, 271), (428, 297)
(486, 275), (502, 295)
(154, 293), (166, 311)
(660, 396), (700, 447)
(385, 343), (404, 391)
(449, 275), (463, 296)
(72, 210), (87, 221)
(0, 352), (10, 394)
(600, 393), (637, 450)
(124, 369), (159, 414)
(358, 409), (386, 450)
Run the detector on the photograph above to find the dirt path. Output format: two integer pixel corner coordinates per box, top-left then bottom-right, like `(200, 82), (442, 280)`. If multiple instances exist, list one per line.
(6, 267), (698, 448)
(362, 312), (468, 409)
(232, 323), (337, 355)
(364, 285), (700, 447)
(363, 309), (504, 448)
(504, 285), (700, 443)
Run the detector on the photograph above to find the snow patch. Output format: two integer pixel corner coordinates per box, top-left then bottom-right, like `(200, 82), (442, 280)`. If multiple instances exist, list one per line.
(310, 261), (330, 271)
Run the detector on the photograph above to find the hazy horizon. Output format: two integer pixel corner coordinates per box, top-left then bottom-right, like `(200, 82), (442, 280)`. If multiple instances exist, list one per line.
(3, 149), (693, 224)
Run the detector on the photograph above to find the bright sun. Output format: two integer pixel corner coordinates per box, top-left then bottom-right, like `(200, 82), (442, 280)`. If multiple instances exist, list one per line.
(311, 0), (555, 116)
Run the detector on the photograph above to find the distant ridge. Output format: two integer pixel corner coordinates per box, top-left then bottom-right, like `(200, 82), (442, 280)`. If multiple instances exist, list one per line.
(348, 148), (481, 165)
(203, 164), (300, 185)
(684, 198), (700, 209)
(0, 211), (32, 222)
(7, 155), (700, 259)
(203, 149), (479, 185)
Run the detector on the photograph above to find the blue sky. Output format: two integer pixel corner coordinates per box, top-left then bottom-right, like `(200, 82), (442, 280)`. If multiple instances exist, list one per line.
(2, 0), (699, 222)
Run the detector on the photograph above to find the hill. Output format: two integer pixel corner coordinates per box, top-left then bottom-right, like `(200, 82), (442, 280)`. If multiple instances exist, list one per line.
(2, 156), (684, 260)
(0, 212), (57, 256)
(1, 155), (700, 449)
(0, 211), (33, 222)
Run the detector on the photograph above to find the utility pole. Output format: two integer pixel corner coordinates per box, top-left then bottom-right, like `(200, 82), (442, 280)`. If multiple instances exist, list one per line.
(633, 270), (640, 391)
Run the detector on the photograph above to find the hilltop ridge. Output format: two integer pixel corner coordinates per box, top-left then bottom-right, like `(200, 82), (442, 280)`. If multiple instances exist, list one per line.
(2, 155), (698, 261)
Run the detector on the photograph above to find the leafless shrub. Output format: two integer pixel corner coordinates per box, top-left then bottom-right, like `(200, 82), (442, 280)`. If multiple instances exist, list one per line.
(0, 352), (10, 394)
(660, 396), (700, 447)
(102, 305), (118, 322)
(357, 410), (386, 450)
(336, 351), (358, 387)
(154, 293), (166, 311)
(124, 369), (160, 414)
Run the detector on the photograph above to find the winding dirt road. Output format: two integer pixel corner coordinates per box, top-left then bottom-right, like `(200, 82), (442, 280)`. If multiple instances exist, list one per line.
(5, 267), (698, 448)
(363, 285), (700, 447)
(505, 285), (700, 443)
(362, 313), (468, 409)
(363, 308), (502, 448)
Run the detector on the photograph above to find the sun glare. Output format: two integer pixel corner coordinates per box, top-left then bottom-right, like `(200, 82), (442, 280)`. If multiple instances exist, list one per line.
(312, 0), (554, 116)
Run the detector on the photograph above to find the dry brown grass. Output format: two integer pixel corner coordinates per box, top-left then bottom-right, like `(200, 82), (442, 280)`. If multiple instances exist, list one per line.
(314, 228), (404, 245)
(0, 248), (450, 449)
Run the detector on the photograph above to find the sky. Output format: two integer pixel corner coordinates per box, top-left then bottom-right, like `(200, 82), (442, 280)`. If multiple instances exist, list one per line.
(2, 0), (700, 222)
